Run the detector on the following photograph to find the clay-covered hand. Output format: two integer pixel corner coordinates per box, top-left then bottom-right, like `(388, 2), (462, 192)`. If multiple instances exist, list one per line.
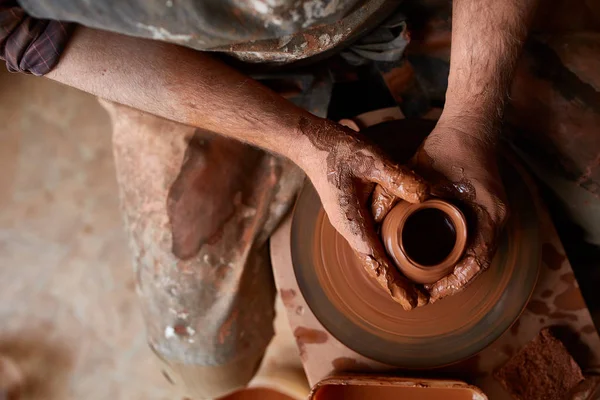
(372, 116), (508, 303)
(297, 118), (429, 310)
(415, 117), (508, 302)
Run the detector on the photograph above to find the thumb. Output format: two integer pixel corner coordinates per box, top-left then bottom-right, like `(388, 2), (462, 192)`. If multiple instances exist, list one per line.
(367, 161), (429, 204)
(371, 184), (398, 223)
(425, 256), (483, 302)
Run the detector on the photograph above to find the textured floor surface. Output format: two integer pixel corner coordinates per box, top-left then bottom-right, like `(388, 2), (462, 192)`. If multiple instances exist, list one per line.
(0, 68), (177, 399)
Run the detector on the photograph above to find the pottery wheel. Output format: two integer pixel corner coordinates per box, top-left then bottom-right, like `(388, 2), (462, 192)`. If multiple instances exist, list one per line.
(291, 120), (540, 369)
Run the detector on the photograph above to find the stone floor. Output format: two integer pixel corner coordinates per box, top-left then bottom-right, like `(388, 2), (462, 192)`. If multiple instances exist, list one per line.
(0, 68), (179, 399)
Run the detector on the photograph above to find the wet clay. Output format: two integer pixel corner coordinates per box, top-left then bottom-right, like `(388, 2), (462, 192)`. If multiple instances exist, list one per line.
(381, 199), (467, 285)
(410, 126), (509, 302)
(314, 385), (477, 400)
(293, 155), (539, 367)
(313, 208), (514, 338)
(402, 208), (456, 266)
(292, 119), (540, 367)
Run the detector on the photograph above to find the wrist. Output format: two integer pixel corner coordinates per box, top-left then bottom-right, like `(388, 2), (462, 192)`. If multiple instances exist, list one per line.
(442, 87), (506, 143)
(435, 106), (500, 150)
(288, 115), (344, 172)
(445, 82), (506, 117)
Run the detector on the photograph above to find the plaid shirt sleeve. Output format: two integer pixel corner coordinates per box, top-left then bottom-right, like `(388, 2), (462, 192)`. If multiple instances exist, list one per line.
(0, 0), (73, 76)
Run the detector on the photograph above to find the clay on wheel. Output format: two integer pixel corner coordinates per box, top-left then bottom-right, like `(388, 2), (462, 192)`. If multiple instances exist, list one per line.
(291, 120), (541, 368)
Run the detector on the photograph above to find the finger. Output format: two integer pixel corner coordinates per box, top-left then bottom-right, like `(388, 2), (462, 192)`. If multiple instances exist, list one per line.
(371, 185), (399, 223)
(367, 162), (429, 204)
(359, 221), (423, 310)
(384, 254), (424, 310)
(425, 200), (502, 302)
(346, 189), (422, 310)
(416, 286), (429, 307)
(326, 181), (424, 310)
(358, 250), (421, 310)
(338, 119), (360, 132)
(424, 256), (483, 303)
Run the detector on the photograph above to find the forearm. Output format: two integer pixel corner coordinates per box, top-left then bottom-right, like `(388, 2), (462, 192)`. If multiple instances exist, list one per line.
(46, 27), (321, 163)
(444, 0), (539, 138)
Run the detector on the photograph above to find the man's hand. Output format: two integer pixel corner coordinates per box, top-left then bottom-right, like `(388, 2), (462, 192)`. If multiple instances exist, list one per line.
(295, 118), (429, 310)
(414, 116), (508, 302)
(375, 0), (538, 302)
(369, 113), (508, 303)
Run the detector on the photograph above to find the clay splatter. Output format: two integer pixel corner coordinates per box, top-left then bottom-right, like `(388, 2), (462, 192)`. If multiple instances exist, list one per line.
(542, 243), (565, 271)
(554, 287), (586, 311)
(218, 311), (238, 344)
(527, 300), (550, 315)
(173, 321), (195, 338)
(294, 327), (328, 360)
(280, 289), (297, 306)
(331, 357), (372, 372)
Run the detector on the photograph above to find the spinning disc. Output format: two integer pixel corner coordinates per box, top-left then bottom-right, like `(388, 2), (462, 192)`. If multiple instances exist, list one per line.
(291, 120), (540, 369)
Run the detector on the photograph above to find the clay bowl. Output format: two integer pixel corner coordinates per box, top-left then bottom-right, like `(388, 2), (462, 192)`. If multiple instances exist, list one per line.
(309, 375), (487, 400)
(290, 119), (540, 368)
(381, 199), (467, 284)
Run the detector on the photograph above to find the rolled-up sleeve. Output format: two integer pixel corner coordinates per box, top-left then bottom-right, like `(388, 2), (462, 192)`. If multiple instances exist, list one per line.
(0, 0), (73, 75)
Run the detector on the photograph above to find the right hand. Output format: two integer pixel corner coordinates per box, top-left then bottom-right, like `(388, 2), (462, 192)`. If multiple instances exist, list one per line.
(370, 116), (509, 303)
(294, 117), (430, 310)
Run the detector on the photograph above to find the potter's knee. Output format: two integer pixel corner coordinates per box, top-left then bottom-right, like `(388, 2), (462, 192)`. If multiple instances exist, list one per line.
(151, 343), (265, 400)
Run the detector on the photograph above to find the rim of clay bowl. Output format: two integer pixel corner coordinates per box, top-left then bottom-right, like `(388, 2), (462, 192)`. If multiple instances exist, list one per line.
(383, 199), (467, 284)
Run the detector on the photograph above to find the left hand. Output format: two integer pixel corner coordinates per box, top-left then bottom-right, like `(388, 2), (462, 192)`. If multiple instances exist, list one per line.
(296, 118), (430, 310)
(372, 114), (509, 303)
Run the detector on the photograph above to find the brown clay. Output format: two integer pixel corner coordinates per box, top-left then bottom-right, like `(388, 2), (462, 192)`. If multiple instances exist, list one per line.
(313, 207), (510, 336)
(493, 328), (584, 400)
(381, 199), (467, 284)
(291, 144), (540, 368)
(220, 387), (295, 400)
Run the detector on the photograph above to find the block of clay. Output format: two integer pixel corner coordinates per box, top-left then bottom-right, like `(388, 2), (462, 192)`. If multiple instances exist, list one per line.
(494, 328), (584, 400)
